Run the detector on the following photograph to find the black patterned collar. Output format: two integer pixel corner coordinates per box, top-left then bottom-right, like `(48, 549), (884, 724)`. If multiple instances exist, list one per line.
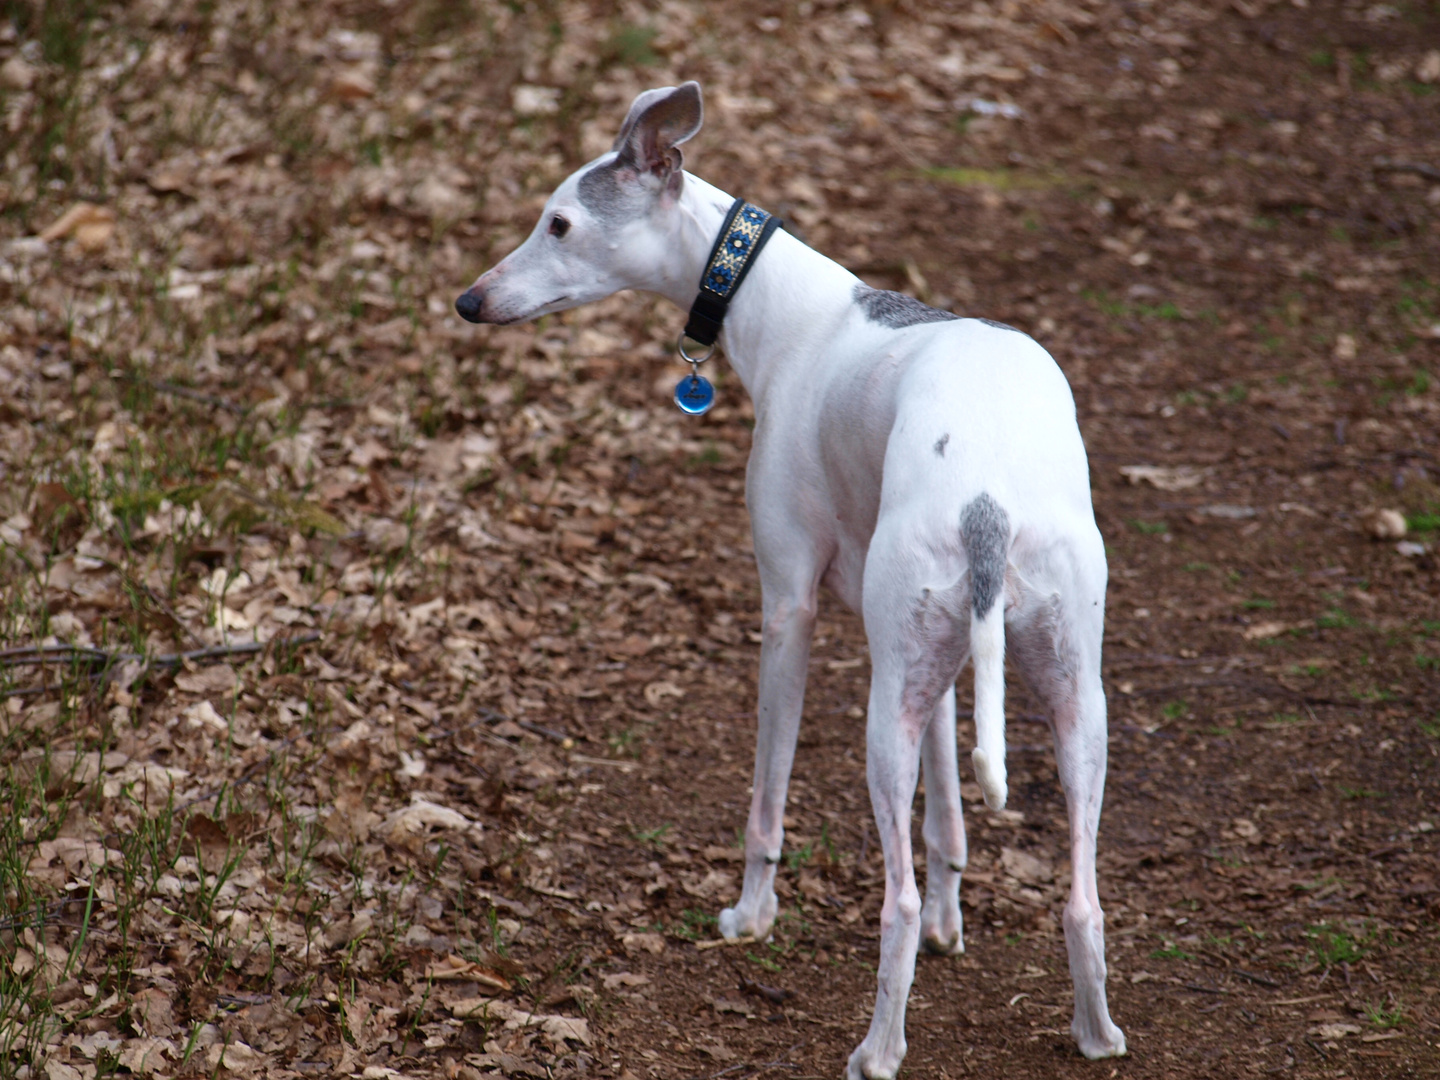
(682, 198), (783, 348)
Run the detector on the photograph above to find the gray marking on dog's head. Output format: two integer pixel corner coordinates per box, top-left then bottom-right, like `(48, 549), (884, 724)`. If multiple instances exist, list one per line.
(853, 284), (959, 328)
(576, 159), (639, 222)
(960, 493), (1010, 619)
(935, 433), (949, 457)
(975, 317), (1021, 333)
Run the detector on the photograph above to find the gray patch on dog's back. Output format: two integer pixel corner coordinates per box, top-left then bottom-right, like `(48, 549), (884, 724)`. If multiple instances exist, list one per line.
(935, 433), (949, 457)
(975, 317), (1021, 333)
(960, 493), (1009, 619)
(854, 284), (959, 328)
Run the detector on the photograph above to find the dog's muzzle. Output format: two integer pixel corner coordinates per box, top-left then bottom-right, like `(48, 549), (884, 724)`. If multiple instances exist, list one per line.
(455, 290), (483, 323)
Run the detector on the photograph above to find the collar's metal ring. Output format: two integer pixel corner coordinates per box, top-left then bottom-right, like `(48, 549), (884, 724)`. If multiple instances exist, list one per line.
(677, 331), (716, 365)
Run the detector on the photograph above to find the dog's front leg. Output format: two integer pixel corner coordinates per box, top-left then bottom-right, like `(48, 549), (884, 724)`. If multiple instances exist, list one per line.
(718, 585), (817, 942)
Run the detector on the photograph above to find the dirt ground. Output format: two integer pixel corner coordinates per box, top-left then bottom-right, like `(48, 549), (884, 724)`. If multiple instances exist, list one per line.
(1, 1), (1439, 1079)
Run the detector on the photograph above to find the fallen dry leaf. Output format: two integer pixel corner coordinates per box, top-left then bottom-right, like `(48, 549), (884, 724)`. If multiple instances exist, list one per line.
(384, 798), (479, 843)
(330, 69), (375, 101)
(602, 972), (651, 990)
(0, 55), (37, 90)
(621, 932), (666, 956)
(798, 870), (828, 901)
(682, 867), (736, 899)
(1119, 465), (1208, 491)
(117, 1038), (173, 1076)
(1242, 621), (1294, 640)
(1361, 508), (1407, 540)
(512, 85), (560, 115)
(424, 954), (513, 991)
(643, 679), (684, 706)
(206, 1039), (264, 1075)
(174, 663), (238, 696)
(38, 202), (117, 251)
(540, 1014), (592, 1047)
(468, 1000), (592, 1047)
(1000, 846), (1054, 886)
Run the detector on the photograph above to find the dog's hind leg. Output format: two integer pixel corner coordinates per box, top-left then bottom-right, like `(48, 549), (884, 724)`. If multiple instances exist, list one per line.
(919, 684), (967, 956)
(1010, 572), (1126, 1059)
(1053, 670), (1126, 1058)
(846, 661), (926, 1080)
(848, 564), (968, 1080)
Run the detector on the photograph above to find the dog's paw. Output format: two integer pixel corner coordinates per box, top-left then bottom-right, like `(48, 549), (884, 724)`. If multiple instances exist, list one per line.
(919, 898), (964, 956)
(717, 906), (746, 941)
(718, 904), (771, 941)
(1073, 1018), (1127, 1060)
(846, 1040), (904, 1080)
(920, 928), (964, 956)
(718, 890), (777, 941)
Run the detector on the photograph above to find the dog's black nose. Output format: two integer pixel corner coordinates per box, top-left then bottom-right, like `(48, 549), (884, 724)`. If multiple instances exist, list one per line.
(455, 290), (483, 323)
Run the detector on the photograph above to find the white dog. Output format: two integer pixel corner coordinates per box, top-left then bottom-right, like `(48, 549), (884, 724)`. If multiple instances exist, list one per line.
(457, 82), (1125, 1077)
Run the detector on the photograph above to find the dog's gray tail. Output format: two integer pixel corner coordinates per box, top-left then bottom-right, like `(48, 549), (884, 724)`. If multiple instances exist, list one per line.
(961, 493), (1010, 811)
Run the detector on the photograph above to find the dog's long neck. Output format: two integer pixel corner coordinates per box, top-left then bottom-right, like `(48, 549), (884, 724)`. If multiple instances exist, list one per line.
(661, 174), (861, 404)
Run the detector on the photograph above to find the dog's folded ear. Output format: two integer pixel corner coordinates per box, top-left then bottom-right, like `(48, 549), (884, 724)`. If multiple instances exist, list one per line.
(612, 82), (703, 181)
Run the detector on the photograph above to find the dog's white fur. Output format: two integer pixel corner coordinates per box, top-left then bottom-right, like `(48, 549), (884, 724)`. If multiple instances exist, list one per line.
(457, 83), (1125, 1077)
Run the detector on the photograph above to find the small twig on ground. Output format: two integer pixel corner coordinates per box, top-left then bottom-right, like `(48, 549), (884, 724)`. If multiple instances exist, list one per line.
(1233, 969), (1280, 988)
(50, 919), (169, 950)
(479, 706), (575, 745)
(0, 644), (112, 664)
(422, 713), (502, 746)
(4, 634), (322, 817)
(0, 633), (321, 705)
(0, 896), (97, 933)
(1373, 158), (1440, 183)
(683, 1063), (800, 1080)
(120, 372), (248, 414)
(217, 992), (272, 1009)
(514, 718), (574, 744)
(0, 685), (49, 699)
(153, 634), (321, 666)
(722, 952), (793, 1005)
(0, 632), (320, 669)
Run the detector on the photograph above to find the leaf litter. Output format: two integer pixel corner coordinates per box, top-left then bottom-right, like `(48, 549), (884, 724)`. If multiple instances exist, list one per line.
(1, 0), (1439, 1078)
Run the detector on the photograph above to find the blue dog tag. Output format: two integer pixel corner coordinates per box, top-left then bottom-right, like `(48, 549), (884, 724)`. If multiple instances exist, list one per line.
(674, 374), (715, 415)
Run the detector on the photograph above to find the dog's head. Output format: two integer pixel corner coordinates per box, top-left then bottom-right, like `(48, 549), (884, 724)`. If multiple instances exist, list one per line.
(455, 82), (704, 326)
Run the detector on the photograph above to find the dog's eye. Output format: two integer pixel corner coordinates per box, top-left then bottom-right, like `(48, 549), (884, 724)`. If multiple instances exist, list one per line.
(548, 215), (570, 239)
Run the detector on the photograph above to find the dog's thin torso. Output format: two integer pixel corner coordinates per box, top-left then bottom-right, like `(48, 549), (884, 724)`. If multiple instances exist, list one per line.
(679, 176), (1097, 622)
